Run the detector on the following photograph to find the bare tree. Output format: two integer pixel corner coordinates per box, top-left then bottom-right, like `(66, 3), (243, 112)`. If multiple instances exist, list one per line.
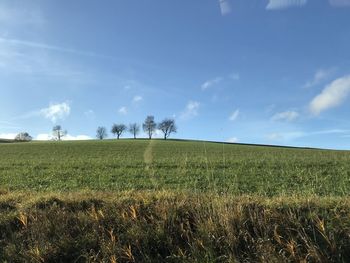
(158, 119), (177, 140)
(143, 115), (156, 139)
(129, 123), (140, 139)
(15, 132), (32, 142)
(111, 124), (126, 139)
(96, 126), (108, 140)
(52, 125), (67, 141)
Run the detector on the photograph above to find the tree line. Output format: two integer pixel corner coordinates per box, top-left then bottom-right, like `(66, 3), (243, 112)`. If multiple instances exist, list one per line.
(9, 115), (177, 142)
(96, 115), (177, 140)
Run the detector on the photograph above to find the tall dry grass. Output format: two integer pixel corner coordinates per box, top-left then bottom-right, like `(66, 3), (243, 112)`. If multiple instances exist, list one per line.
(0, 191), (349, 262)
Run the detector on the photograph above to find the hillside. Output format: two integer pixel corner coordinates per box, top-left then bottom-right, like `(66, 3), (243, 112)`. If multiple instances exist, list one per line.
(0, 139), (349, 262)
(0, 139), (349, 195)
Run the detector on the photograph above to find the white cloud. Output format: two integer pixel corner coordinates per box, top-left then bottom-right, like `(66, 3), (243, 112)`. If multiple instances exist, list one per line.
(271, 110), (299, 122)
(266, 133), (282, 140)
(303, 68), (334, 89)
(40, 102), (71, 123)
(201, 77), (222, 90)
(36, 134), (51, 141)
(132, 95), (143, 103)
(0, 133), (17, 139)
(180, 101), (200, 120)
(118, 106), (127, 115)
(218, 0), (231, 16)
(227, 137), (238, 143)
(229, 109), (240, 121)
(329, 0), (350, 7)
(36, 133), (91, 141)
(309, 75), (350, 115)
(266, 131), (305, 141)
(64, 134), (92, 141)
(266, 0), (307, 10)
(201, 73), (239, 91)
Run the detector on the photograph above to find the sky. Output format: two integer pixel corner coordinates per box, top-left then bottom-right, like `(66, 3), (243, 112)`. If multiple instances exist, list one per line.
(1, 0), (350, 149)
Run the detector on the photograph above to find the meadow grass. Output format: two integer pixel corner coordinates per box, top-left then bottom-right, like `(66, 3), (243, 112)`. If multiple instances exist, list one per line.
(0, 139), (349, 196)
(0, 139), (349, 262)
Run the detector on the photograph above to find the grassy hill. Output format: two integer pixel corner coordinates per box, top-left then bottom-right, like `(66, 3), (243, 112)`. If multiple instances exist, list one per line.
(0, 139), (349, 262)
(0, 139), (349, 195)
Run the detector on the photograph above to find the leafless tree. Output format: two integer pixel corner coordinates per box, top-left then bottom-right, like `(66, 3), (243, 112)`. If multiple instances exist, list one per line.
(129, 123), (140, 139)
(158, 119), (177, 140)
(52, 125), (67, 141)
(96, 126), (108, 140)
(143, 115), (156, 139)
(111, 124), (126, 139)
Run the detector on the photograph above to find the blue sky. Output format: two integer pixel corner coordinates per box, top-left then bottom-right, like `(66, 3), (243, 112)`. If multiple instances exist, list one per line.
(1, 0), (350, 149)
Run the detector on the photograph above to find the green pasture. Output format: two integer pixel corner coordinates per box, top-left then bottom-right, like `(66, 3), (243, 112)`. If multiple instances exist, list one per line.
(0, 139), (349, 196)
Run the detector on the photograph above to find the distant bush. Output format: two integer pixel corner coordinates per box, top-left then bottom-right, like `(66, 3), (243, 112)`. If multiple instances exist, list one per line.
(14, 132), (32, 142)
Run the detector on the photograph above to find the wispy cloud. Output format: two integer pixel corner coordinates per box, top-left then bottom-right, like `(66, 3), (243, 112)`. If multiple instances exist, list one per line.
(118, 106), (128, 115)
(0, 37), (111, 59)
(201, 77), (222, 90)
(40, 102), (71, 123)
(271, 110), (299, 122)
(36, 134), (52, 141)
(13, 102), (71, 123)
(36, 133), (91, 141)
(132, 95), (143, 103)
(180, 101), (200, 120)
(313, 129), (350, 135)
(229, 109), (240, 121)
(0, 133), (17, 139)
(329, 0), (350, 7)
(266, 0), (307, 10)
(266, 129), (350, 141)
(227, 137), (238, 143)
(63, 134), (92, 140)
(303, 68), (335, 89)
(266, 131), (305, 141)
(0, 38), (85, 78)
(201, 72), (239, 91)
(309, 75), (350, 115)
(218, 0), (231, 16)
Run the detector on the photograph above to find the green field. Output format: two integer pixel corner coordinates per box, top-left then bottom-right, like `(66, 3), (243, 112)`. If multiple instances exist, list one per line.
(1, 139), (350, 195)
(0, 139), (349, 262)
